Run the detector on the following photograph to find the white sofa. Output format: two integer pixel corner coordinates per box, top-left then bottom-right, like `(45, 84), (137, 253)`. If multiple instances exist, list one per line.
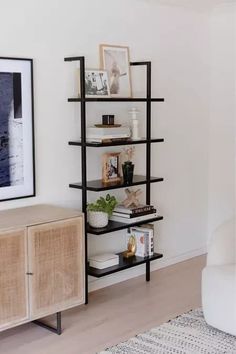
(202, 219), (236, 336)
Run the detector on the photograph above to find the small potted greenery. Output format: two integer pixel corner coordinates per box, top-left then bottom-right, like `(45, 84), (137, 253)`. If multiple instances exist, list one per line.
(87, 194), (118, 228)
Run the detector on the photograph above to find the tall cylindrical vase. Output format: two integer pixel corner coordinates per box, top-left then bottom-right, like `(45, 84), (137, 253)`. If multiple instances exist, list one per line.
(122, 161), (134, 185)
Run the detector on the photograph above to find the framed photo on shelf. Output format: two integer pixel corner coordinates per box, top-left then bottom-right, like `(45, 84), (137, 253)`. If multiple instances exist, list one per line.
(79, 69), (110, 98)
(0, 57), (35, 202)
(102, 152), (121, 184)
(100, 44), (132, 98)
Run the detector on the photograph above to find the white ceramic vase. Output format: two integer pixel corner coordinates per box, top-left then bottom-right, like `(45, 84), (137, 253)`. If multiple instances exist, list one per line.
(88, 211), (109, 228)
(129, 107), (140, 140)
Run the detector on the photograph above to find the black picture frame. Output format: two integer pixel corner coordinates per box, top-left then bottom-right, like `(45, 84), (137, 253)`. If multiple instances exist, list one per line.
(0, 57), (35, 202)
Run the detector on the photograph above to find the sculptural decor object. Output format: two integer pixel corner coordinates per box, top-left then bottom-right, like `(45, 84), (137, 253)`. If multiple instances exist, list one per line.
(100, 44), (132, 98)
(122, 188), (142, 208)
(123, 234), (136, 258)
(129, 107), (140, 140)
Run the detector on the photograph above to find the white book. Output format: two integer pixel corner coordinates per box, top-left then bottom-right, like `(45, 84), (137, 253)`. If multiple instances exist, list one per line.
(112, 212), (131, 219)
(87, 126), (131, 140)
(89, 253), (119, 269)
(86, 134), (130, 142)
(133, 225), (154, 256)
(109, 212), (158, 224)
(86, 136), (127, 143)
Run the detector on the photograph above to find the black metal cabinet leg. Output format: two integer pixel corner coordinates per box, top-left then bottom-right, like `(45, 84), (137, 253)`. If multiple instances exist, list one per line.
(146, 261), (150, 282)
(33, 312), (62, 335)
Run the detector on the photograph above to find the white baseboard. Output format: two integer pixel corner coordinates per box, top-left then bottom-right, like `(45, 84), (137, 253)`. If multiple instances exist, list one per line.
(88, 246), (207, 293)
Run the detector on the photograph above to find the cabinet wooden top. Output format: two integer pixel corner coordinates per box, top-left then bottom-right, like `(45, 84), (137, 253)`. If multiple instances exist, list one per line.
(0, 204), (83, 232)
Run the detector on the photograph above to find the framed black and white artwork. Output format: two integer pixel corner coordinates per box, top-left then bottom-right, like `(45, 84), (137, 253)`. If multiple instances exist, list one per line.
(0, 57), (35, 202)
(100, 44), (132, 98)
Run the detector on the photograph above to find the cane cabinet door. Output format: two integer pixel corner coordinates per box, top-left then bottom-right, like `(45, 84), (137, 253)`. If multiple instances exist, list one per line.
(0, 229), (28, 330)
(28, 217), (84, 319)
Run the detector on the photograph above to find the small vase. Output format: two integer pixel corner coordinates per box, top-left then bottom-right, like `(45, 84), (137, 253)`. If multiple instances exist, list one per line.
(88, 211), (109, 228)
(122, 161), (134, 185)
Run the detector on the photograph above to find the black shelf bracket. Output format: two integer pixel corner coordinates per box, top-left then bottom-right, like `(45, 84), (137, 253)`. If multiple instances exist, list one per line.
(33, 312), (62, 335)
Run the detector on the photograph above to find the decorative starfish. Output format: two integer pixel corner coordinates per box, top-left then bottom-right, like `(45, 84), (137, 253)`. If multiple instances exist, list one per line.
(122, 188), (142, 208)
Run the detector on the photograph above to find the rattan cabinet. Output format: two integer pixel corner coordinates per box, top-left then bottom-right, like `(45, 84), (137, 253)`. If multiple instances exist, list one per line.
(0, 205), (84, 334)
(0, 229), (28, 330)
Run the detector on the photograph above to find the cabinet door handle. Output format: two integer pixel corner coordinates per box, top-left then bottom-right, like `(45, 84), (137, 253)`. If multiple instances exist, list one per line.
(26, 272), (34, 275)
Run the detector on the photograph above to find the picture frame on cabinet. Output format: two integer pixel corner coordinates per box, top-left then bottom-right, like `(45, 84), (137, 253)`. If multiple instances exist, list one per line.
(0, 57), (35, 202)
(102, 152), (121, 184)
(100, 44), (132, 98)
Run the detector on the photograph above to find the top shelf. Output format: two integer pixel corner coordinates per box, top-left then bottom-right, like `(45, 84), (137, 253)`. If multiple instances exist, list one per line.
(68, 97), (164, 102)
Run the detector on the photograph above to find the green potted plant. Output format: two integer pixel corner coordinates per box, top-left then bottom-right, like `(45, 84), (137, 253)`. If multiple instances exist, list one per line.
(87, 194), (118, 228)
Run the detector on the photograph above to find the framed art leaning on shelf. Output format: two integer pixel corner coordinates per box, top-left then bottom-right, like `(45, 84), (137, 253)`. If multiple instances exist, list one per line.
(102, 152), (121, 184)
(100, 44), (132, 98)
(0, 57), (35, 202)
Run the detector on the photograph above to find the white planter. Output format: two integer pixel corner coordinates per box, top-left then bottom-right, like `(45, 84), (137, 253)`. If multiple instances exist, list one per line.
(88, 211), (109, 228)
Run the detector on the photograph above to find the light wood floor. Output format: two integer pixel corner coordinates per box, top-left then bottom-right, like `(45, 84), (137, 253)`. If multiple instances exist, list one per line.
(0, 255), (206, 354)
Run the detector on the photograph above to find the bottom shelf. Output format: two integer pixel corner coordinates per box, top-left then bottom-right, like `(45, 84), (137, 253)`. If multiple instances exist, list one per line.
(88, 252), (163, 278)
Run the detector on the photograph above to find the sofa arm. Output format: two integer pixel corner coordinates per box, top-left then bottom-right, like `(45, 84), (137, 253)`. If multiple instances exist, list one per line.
(207, 219), (236, 266)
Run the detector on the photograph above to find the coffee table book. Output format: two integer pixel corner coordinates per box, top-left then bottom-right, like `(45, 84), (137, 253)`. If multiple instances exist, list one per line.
(114, 204), (155, 215)
(110, 212), (158, 224)
(113, 209), (157, 219)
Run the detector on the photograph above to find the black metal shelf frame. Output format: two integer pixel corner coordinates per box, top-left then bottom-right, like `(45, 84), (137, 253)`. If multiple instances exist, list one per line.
(65, 56), (165, 304)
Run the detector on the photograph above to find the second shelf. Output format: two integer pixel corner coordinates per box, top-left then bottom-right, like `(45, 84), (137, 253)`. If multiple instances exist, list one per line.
(69, 175), (164, 192)
(69, 138), (164, 147)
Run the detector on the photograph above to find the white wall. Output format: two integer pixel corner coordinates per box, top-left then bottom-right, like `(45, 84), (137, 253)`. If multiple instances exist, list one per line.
(0, 0), (211, 290)
(208, 1), (236, 240)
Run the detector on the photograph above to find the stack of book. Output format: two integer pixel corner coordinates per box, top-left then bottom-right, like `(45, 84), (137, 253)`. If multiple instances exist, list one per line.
(87, 126), (131, 143)
(89, 253), (119, 269)
(110, 204), (157, 224)
(128, 224), (154, 257)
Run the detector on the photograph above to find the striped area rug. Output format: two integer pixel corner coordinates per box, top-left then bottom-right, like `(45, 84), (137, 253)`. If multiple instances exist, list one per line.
(99, 309), (236, 353)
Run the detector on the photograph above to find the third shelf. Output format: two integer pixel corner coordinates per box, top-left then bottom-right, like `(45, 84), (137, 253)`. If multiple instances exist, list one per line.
(87, 216), (163, 235)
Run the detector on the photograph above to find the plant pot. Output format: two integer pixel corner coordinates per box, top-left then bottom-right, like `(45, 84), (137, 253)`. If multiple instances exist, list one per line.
(122, 161), (134, 185)
(87, 211), (109, 228)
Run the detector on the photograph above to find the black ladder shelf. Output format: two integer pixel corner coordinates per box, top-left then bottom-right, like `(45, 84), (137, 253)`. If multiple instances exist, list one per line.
(65, 56), (165, 304)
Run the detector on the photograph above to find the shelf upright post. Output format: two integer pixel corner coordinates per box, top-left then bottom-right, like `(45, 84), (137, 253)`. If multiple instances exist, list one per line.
(79, 57), (88, 304)
(64, 55), (89, 303)
(146, 61), (151, 206)
(146, 61), (152, 282)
